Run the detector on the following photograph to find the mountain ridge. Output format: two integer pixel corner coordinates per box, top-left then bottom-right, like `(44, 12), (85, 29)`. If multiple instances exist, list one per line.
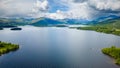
(0, 15), (120, 26)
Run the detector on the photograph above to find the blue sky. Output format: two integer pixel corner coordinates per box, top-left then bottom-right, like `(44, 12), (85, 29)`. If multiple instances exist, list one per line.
(48, 0), (69, 12)
(0, 0), (120, 20)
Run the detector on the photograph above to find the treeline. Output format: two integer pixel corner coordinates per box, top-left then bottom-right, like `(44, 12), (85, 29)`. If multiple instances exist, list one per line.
(102, 46), (120, 65)
(0, 41), (19, 56)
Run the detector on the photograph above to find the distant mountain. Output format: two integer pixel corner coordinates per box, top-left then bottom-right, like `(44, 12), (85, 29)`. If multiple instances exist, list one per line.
(91, 15), (120, 24)
(0, 15), (120, 27)
(57, 18), (90, 25)
(30, 18), (92, 26)
(77, 18), (120, 36)
(0, 18), (32, 26)
(30, 18), (65, 26)
(57, 15), (120, 25)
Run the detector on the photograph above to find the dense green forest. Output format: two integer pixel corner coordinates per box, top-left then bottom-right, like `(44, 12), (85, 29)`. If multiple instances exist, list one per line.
(102, 46), (120, 65)
(0, 41), (19, 56)
(77, 19), (120, 36)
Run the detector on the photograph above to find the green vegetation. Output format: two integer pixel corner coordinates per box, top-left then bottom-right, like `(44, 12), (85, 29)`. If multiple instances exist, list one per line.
(77, 19), (120, 36)
(0, 41), (19, 56)
(102, 46), (120, 65)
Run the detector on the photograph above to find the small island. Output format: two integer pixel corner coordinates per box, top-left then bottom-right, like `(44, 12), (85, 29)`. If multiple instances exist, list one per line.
(102, 46), (120, 65)
(0, 41), (19, 56)
(11, 27), (22, 30)
(0, 27), (3, 30)
(56, 24), (68, 27)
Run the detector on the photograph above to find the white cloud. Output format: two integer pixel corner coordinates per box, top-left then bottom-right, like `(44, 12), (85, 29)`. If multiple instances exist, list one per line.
(0, 0), (120, 20)
(47, 10), (67, 19)
(66, 2), (96, 20)
(56, 0), (120, 20)
(31, 0), (49, 18)
(0, 0), (35, 17)
(45, 0), (98, 20)
(33, 0), (49, 12)
(88, 0), (120, 11)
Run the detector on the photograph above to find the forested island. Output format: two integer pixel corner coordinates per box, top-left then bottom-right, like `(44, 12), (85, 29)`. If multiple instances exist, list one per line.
(0, 27), (3, 30)
(0, 41), (19, 56)
(102, 46), (120, 65)
(77, 19), (120, 36)
(11, 28), (22, 30)
(56, 24), (68, 27)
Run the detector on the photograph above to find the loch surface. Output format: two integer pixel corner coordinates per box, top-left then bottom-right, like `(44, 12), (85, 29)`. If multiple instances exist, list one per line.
(0, 26), (120, 68)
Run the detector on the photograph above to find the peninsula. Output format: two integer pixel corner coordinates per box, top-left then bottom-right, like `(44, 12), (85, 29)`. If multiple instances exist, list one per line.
(0, 41), (19, 56)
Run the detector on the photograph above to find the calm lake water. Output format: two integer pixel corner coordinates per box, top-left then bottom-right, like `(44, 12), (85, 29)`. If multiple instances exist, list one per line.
(0, 26), (120, 68)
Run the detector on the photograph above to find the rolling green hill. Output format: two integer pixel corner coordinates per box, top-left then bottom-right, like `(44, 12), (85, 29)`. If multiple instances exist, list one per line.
(0, 18), (32, 26)
(30, 18), (65, 26)
(0, 17), (65, 27)
(77, 18), (120, 36)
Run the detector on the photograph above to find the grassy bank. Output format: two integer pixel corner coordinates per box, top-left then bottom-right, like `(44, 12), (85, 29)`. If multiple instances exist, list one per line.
(102, 46), (120, 65)
(0, 41), (19, 56)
